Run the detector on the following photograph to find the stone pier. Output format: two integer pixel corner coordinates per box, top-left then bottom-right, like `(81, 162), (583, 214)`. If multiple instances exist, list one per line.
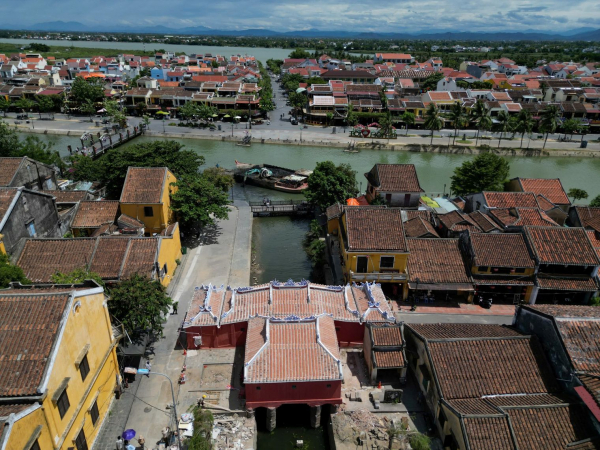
(310, 405), (322, 428)
(266, 407), (277, 432)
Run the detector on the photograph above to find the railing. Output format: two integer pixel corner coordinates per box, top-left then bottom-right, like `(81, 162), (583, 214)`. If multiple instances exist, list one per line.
(249, 199), (308, 206)
(350, 271), (407, 282)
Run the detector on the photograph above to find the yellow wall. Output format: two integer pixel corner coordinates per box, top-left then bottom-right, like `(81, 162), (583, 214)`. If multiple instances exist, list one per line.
(120, 169), (177, 235)
(0, 233), (6, 254)
(41, 289), (119, 449)
(3, 406), (54, 450)
(157, 223), (182, 287)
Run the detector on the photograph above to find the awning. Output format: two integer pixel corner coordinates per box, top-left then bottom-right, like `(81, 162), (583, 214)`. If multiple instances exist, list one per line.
(408, 282), (474, 291)
(536, 276), (598, 292)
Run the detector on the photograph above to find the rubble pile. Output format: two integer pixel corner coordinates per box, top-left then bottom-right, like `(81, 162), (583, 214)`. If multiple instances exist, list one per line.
(212, 414), (255, 450)
(332, 409), (411, 450)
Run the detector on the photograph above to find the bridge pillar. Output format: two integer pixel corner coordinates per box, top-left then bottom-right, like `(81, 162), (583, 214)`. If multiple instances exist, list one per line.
(266, 407), (277, 432)
(310, 405), (322, 428)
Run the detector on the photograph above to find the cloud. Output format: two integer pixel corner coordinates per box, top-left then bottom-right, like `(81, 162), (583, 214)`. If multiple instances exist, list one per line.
(3, 0), (595, 33)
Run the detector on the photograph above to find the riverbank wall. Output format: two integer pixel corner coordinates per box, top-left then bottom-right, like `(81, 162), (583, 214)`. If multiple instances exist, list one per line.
(17, 127), (600, 158)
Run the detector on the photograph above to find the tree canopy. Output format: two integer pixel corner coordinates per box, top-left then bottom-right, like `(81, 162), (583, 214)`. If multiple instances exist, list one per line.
(590, 195), (600, 208)
(304, 161), (358, 210)
(107, 274), (172, 342)
(170, 173), (231, 228)
(568, 188), (588, 202)
(0, 252), (29, 289)
(450, 152), (510, 197)
(0, 120), (63, 168)
(421, 72), (444, 91)
(70, 76), (105, 104)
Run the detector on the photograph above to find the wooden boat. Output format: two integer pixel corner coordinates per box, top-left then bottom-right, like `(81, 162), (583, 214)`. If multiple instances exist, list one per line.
(234, 161), (311, 193)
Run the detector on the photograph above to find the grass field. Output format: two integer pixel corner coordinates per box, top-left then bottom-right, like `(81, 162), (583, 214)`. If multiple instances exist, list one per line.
(0, 43), (155, 59)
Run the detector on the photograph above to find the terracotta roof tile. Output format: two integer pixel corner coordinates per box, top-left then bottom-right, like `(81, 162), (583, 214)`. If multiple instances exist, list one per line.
(88, 237), (130, 279)
(528, 305), (600, 319)
(117, 214), (145, 229)
(575, 207), (600, 228)
(535, 194), (556, 211)
(366, 164), (423, 193)
(489, 208), (559, 228)
(120, 238), (158, 279)
(0, 158), (24, 186)
(344, 207), (407, 252)
(469, 233), (535, 268)
(554, 320), (600, 375)
(449, 398), (500, 415)
(467, 211), (500, 232)
(43, 190), (88, 203)
(72, 200), (119, 228)
(427, 337), (558, 399)
(516, 178), (570, 205)
(373, 351), (405, 368)
(243, 315), (341, 383)
(438, 210), (480, 232)
(0, 188), (19, 220)
(409, 324), (520, 340)
(536, 276), (598, 291)
(120, 167), (167, 204)
(406, 239), (471, 284)
(462, 417), (514, 450)
(403, 216), (439, 238)
(0, 292), (70, 397)
(486, 393), (568, 407)
(371, 326), (403, 346)
(483, 192), (539, 209)
(350, 285), (395, 323)
(524, 226), (600, 265)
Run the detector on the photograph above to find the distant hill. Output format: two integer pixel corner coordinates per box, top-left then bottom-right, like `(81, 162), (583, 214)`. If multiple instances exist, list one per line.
(15, 22), (600, 42)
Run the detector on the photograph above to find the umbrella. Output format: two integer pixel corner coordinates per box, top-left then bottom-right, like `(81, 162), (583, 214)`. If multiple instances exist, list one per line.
(156, 111), (169, 115)
(223, 114), (231, 118)
(234, 116), (242, 119)
(97, 108), (106, 113)
(296, 87), (307, 93)
(122, 429), (136, 440)
(211, 114), (218, 117)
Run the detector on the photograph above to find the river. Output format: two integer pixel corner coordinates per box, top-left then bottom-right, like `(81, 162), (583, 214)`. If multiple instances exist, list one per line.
(0, 38), (292, 63)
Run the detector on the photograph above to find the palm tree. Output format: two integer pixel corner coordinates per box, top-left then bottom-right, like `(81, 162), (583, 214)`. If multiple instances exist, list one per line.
(424, 103), (443, 145)
(470, 100), (490, 146)
(540, 104), (561, 150)
(401, 111), (415, 136)
(496, 110), (511, 148)
(448, 102), (466, 145)
(515, 109), (534, 149)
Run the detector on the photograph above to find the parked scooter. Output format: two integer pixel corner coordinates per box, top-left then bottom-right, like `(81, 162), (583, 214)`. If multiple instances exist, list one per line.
(478, 296), (493, 309)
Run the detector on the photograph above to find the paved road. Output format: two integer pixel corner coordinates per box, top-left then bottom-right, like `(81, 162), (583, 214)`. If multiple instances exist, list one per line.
(397, 313), (512, 325)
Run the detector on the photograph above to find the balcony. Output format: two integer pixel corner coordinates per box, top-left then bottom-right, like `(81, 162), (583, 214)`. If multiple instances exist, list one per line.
(350, 271), (407, 283)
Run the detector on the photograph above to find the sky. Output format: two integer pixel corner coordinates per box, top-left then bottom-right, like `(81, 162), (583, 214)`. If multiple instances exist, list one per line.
(0, 0), (598, 33)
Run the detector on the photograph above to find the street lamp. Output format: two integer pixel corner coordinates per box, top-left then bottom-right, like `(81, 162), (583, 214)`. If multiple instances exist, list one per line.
(137, 369), (181, 450)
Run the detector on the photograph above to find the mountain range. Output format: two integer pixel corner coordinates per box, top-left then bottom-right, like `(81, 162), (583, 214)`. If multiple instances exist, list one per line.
(3, 21), (600, 41)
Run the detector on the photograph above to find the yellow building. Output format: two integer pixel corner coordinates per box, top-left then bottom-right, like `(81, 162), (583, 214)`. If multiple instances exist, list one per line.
(0, 280), (122, 450)
(327, 206), (408, 285)
(119, 167), (177, 235)
(460, 232), (536, 303)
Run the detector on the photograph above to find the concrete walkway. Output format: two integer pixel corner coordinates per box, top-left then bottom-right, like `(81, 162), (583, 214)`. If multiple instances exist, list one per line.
(92, 204), (252, 449)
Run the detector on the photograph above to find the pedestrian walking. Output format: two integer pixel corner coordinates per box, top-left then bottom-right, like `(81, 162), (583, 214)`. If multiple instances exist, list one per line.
(145, 360), (151, 376)
(137, 436), (145, 450)
(116, 436), (124, 450)
(161, 427), (170, 445)
(172, 301), (178, 315)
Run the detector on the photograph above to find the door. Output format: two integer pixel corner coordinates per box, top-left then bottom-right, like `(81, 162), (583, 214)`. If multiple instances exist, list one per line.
(356, 256), (368, 273)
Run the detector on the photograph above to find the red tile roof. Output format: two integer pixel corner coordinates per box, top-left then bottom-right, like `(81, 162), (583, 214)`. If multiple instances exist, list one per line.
(406, 239), (471, 285)
(344, 207), (407, 252)
(536, 276), (598, 292)
(120, 167), (168, 204)
(373, 351), (405, 368)
(438, 211), (480, 232)
(0, 292), (71, 397)
(469, 233), (535, 268)
(371, 326), (403, 346)
(243, 315), (342, 383)
(366, 164), (423, 193)
(403, 216), (439, 238)
(121, 238), (159, 278)
(88, 237), (130, 279)
(72, 200), (119, 228)
(489, 208), (559, 228)
(408, 324), (520, 340)
(575, 207), (600, 228)
(462, 417), (513, 450)
(515, 178), (570, 205)
(44, 190), (88, 203)
(483, 192), (540, 209)
(467, 211), (500, 232)
(524, 226), (600, 266)
(0, 158), (24, 186)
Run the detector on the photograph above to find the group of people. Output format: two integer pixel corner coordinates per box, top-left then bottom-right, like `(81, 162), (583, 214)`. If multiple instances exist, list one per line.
(115, 427), (171, 450)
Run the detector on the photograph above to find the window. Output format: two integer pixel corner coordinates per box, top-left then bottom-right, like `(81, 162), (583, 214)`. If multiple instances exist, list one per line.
(326, 384), (332, 388)
(162, 263), (168, 277)
(380, 256), (395, 269)
(26, 221), (36, 237)
(57, 389), (70, 419)
(90, 400), (100, 426)
(79, 355), (90, 382)
(292, 385), (297, 389)
(75, 428), (88, 450)
(144, 206), (154, 217)
(256, 386), (261, 390)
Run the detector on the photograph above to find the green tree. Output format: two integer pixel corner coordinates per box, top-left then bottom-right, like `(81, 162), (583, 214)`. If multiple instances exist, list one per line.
(80, 99), (96, 122)
(515, 109), (534, 149)
(36, 95), (54, 118)
(14, 98), (35, 113)
(211, 60), (219, 69)
(288, 48), (311, 59)
(562, 118), (581, 140)
(409, 433), (431, 450)
(104, 99), (127, 128)
(170, 174), (230, 228)
(0, 252), (30, 288)
(589, 195), (600, 207)
(470, 100), (492, 146)
(306, 76), (325, 86)
(401, 111), (415, 136)
(0, 121), (62, 167)
(568, 188), (588, 202)
(51, 268), (104, 287)
(379, 112), (393, 140)
(196, 103), (218, 120)
(448, 102), (467, 145)
(540, 104), (561, 150)
(201, 167), (234, 193)
(424, 103), (443, 145)
(0, 97), (10, 116)
(179, 101), (197, 124)
(288, 91), (307, 117)
(326, 112), (334, 126)
(107, 274), (172, 342)
(421, 72), (444, 91)
(304, 161), (358, 209)
(259, 95), (274, 113)
(450, 152), (510, 196)
(496, 110), (511, 148)
(70, 76), (105, 104)
(136, 101), (147, 117)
